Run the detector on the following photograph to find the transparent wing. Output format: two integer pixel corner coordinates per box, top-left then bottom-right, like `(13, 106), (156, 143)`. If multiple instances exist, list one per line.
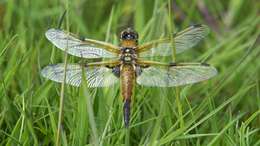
(41, 64), (119, 87)
(137, 63), (217, 87)
(138, 24), (209, 57)
(46, 29), (119, 58)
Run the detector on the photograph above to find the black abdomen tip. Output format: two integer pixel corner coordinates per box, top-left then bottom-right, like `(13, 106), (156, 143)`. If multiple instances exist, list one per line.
(123, 99), (131, 127)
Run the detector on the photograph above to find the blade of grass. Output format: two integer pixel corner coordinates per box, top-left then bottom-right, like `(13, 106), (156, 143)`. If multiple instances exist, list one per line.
(0, 35), (18, 58)
(168, 0), (184, 129)
(184, 85), (254, 134)
(239, 109), (260, 146)
(208, 113), (245, 146)
(81, 71), (99, 146)
(56, 1), (69, 145)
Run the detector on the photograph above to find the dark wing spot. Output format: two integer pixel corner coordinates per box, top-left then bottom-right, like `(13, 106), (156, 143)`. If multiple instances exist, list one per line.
(79, 35), (85, 41)
(201, 62), (210, 66)
(112, 66), (120, 77)
(135, 65), (142, 76)
(192, 24), (202, 28)
(169, 62), (177, 66)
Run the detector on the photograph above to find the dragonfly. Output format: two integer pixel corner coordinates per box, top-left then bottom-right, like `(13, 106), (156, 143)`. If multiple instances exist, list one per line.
(41, 24), (217, 127)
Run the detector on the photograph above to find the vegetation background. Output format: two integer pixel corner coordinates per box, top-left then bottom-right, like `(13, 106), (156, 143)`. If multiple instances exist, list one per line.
(0, 0), (259, 145)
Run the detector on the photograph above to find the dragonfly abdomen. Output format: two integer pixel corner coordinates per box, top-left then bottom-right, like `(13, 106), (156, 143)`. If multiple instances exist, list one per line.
(120, 65), (135, 100)
(120, 64), (135, 127)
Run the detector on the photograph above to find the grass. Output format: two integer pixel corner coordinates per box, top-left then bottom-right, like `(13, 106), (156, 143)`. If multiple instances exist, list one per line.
(0, 0), (260, 145)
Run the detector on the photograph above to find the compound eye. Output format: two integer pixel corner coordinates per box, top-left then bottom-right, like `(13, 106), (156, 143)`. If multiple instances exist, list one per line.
(122, 33), (129, 39)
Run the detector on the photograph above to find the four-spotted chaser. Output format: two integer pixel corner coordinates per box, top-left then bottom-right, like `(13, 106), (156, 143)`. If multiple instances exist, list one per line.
(41, 24), (217, 127)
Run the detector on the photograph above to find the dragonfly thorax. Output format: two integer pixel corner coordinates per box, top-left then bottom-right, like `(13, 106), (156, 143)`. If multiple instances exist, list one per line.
(120, 47), (137, 64)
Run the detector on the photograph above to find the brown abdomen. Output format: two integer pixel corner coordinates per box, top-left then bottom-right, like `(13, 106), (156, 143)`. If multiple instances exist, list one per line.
(120, 64), (135, 127)
(120, 64), (135, 101)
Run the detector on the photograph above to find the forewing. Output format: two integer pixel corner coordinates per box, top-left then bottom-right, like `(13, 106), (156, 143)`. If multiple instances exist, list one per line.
(138, 24), (209, 57)
(41, 64), (119, 87)
(45, 29), (118, 58)
(137, 63), (217, 87)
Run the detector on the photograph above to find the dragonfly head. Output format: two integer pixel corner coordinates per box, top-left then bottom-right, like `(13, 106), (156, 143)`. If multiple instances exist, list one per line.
(120, 28), (138, 41)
